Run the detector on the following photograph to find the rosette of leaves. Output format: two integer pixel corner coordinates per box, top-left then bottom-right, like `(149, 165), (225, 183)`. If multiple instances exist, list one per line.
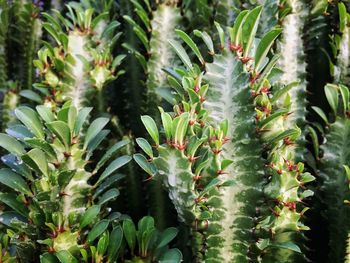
(121, 216), (182, 263)
(310, 83), (350, 263)
(134, 64), (234, 261)
(0, 103), (132, 262)
(33, 3), (125, 112)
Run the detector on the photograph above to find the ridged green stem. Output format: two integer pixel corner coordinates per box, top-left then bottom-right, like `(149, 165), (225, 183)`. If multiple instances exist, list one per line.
(320, 117), (350, 262)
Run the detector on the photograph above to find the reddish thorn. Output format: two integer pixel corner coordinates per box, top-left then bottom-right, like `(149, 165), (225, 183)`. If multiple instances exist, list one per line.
(63, 152), (71, 158)
(283, 137), (294, 146)
(189, 120), (195, 126)
(200, 96), (206, 103)
(229, 43), (242, 52)
(217, 170), (226, 175)
(194, 85), (200, 93)
(193, 175), (202, 181)
(240, 57), (253, 64)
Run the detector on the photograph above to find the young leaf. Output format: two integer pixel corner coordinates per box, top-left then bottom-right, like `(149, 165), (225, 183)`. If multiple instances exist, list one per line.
(87, 219), (110, 244)
(325, 84), (339, 115)
(141, 116), (159, 146)
(133, 154), (156, 176)
(0, 169), (32, 196)
(107, 226), (123, 261)
(311, 106), (328, 124)
(157, 227), (178, 248)
(176, 29), (204, 65)
(97, 188), (120, 206)
(46, 121), (71, 150)
(0, 134), (26, 156)
(36, 105), (55, 123)
(123, 219), (136, 254)
(136, 138), (153, 158)
(15, 106), (45, 139)
(169, 40), (192, 69)
(80, 205), (100, 229)
(84, 118), (109, 149)
(242, 6), (263, 57)
(255, 28), (282, 72)
(74, 107), (92, 136)
(96, 156), (132, 185)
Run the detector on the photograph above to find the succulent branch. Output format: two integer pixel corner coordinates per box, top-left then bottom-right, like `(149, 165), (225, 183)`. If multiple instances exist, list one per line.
(33, 3), (124, 112)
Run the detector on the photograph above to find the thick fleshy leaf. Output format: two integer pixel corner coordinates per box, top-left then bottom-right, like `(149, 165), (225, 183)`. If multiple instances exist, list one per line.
(0, 133), (26, 156)
(96, 156), (132, 185)
(73, 107), (92, 136)
(157, 227), (178, 248)
(56, 251), (78, 263)
(107, 225), (123, 261)
(15, 106), (45, 139)
(97, 188), (119, 206)
(176, 29), (204, 64)
(0, 192), (29, 216)
(169, 40), (192, 69)
(87, 219), (110, 244)
(46, 121), (71, 149)
(94, 139), (129, 173)
(84, 117), (109, 149)
(159, 248), (183, 262)
(22, 148), (49, 177)
(136, 138), (153, 158)
(141, 115), (159, 146)
(325, 84), (339, 115)
(123, 219), (136, 253)
(133, 154), (157, 176)
(79, 205), (100, 229)
(93, 174), (125, 199)
(0, 169), (32, 196)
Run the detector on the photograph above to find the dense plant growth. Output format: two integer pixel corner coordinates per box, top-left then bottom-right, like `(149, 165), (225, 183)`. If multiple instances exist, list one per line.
(0, 0), (349, 262)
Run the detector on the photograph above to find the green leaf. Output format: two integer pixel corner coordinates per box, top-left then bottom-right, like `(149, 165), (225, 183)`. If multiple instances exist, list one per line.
(97, 231), (109, 256)
(36, 105), (55, 123)
(141, 115), (159, 146)
(56, 251), (78, 263)
(96, 156), (132, 185)
(173, 113), (189, 146)
(270, 242), (301, 253)
(87, 219), (110, 244)
(46, 121), (71, 150)
(123, 219), (136, 253)
(339, 84), (349, 113)
(40, 252), (59, 263)
(133, 154), (156, 176)
(176, 29), (204, 65)
(94, 140), (129, 173)
(84, 118), (109, 149)
(80, 205), (100, 230)
(242, 6), (263, 57)
(255, 28), (282, 72)
(0, 192), (28, 216)
(159, 248), (183, 262)
(19, 90), (43, 104)
(230, 10), (249, 45)
(107, 226), (123, 261)
(0, 169), (32, 196)
(159, 108), (173, 141)
(157, 227), (178, 248)
(214, 21), (225, 48)
(0, 133), (26, 156)
(136, 138), (153, 158)
(74, 107), (92, 136)
(93, 174), (125, 199)
(22, 148), (49, 177)
(169, 40), (192, 69)
(15, 106), (45, 139)
(311, 106), (328, 124)
(97, 188), (119, 206)
(325, 84), (339, 115)
(199, 178), (221, 197)
(24, 138), (57, 160)
(57, 170), (76, 189)
(194, 30), (214, 54)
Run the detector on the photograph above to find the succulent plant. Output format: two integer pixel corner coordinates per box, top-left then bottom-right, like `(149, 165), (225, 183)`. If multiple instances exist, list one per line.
(0, 103), (131, 261)
(33, 3), (124, 112)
